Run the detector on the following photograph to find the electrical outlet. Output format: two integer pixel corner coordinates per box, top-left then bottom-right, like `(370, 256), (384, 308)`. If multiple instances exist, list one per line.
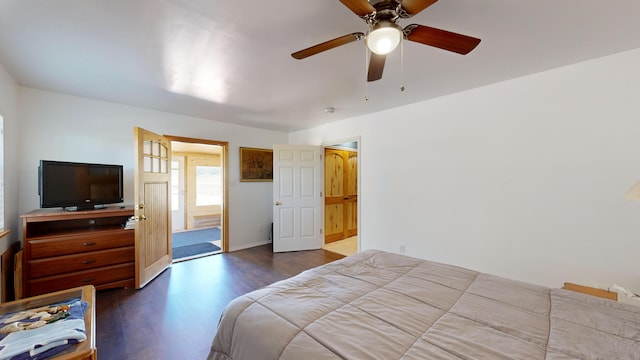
(400, 244), (405, 253)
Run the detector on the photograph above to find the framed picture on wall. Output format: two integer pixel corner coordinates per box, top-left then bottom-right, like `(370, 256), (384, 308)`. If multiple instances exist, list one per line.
(240, 147), (273, 182)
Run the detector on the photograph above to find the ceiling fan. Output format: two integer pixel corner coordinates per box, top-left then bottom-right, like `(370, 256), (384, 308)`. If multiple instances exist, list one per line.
(291, 0), (481, 82)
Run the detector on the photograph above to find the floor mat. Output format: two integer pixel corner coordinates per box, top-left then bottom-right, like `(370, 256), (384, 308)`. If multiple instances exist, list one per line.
(173, 242), (221, 260)
(172, 227), (220, 247)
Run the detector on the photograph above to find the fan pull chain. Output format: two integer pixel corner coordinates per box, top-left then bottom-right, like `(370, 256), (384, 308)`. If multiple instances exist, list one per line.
(400, 39), (405, 92)
(364, 38), (369, 101)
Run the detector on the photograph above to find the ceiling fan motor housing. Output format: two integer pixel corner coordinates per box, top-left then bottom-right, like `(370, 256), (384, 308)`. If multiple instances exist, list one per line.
(362, 0), (403, 27)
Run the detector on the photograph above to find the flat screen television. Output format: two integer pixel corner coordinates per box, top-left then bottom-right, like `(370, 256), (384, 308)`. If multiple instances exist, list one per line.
(39, 160), (124, 210)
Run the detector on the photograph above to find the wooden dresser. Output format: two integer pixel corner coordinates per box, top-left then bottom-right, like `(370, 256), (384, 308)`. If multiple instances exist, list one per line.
(21, 207), (135, 298)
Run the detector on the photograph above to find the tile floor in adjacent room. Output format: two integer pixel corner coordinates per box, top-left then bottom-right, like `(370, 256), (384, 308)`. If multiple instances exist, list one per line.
(322, 236), (358, 257)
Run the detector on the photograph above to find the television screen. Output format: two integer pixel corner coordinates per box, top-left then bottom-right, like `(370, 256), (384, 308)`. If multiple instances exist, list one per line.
(39, 160), (124, 210)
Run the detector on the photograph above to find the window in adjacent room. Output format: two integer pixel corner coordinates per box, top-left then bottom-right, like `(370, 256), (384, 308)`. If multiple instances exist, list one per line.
(195, 165), (222, 206)
(171, 160), (180, 211)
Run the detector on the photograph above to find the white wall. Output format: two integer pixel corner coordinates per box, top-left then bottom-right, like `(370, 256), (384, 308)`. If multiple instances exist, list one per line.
(0, 62), (19, 253)
(18, 88), (287, 251)
(291, 48), (640, 292)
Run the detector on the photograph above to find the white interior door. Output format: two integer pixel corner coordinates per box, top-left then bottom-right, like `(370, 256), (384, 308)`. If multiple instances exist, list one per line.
(273, 144), (323, 252)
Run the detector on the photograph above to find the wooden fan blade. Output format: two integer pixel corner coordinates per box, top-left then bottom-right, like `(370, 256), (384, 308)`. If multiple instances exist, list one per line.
(339, 0), (375, 16)
(404, 24), (481, 54)
(367, 53), (386, 82)
(292, 32), (364, 59)
(400, 0), (438, 17)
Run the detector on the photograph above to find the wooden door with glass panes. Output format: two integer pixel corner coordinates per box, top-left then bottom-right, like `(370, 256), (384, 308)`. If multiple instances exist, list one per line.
(134, 127), (172, 288)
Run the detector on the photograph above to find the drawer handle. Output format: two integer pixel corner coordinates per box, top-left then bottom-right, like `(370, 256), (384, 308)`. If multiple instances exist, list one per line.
(82, 259), (96, 265)
(82, 277), (94, 283)
(83, 242), (96, 247)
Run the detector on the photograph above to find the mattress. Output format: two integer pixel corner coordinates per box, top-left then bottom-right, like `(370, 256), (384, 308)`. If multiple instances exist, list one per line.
(208, 249), (640, 359)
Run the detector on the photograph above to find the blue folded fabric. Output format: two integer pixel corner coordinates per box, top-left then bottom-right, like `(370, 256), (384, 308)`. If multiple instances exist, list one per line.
(0, 298), (87, 360)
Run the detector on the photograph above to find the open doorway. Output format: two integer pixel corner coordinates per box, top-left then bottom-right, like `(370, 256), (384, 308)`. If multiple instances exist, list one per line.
(166, 136), (228, 262)
(322, 139), (359, 257)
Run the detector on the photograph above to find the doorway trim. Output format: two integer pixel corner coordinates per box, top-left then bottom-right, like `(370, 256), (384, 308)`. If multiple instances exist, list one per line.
(322, 136), (361, 254)
(165, 135), (229, 253)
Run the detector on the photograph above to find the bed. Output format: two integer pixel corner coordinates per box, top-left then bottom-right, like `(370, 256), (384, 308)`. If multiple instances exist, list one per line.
(208, 249), (640, 359)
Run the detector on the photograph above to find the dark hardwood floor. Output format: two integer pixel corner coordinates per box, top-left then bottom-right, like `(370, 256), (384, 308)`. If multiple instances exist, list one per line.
(96, 245), (344, 359)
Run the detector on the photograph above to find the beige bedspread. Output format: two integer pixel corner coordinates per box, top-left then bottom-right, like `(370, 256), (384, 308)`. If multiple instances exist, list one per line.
(208, 250), (640, 359)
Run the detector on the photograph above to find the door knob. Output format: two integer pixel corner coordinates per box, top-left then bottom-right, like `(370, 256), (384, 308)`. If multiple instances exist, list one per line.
(274, 201), (282, 206)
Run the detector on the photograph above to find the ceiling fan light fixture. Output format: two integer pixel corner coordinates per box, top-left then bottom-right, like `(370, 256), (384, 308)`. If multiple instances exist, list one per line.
(367, 21), (402, 55)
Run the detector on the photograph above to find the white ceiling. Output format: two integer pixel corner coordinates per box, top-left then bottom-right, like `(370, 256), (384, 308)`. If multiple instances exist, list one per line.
(0, 0), (639, 132)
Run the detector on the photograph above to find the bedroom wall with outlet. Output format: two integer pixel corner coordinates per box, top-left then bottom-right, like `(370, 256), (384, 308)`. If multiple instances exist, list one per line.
(290, 48), (640, 292)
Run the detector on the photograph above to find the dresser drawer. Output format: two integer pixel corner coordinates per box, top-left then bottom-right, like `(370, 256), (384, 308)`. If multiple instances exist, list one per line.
(28, 262), (135, 296)
(28, 246), (135, 278)
(28, 230), (134, 259)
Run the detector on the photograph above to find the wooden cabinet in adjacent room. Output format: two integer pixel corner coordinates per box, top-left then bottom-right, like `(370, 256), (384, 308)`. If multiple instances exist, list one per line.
(21, 207), (135, 298)
(324, 149), (358, 243)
